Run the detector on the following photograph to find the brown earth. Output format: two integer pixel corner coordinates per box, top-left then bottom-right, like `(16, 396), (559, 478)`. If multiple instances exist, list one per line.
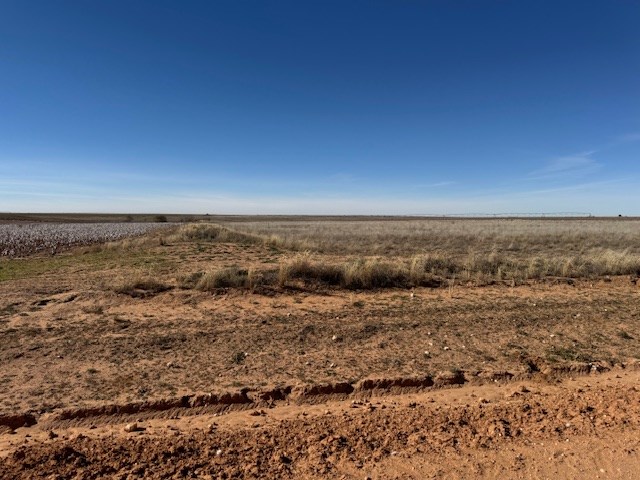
(1, 370), (639, 479)
(1, 237), (639, 478)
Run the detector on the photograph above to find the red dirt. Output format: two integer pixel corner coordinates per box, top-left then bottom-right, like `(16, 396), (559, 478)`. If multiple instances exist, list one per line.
(1, 240), (639, 478)
(1, 369), (639, 479)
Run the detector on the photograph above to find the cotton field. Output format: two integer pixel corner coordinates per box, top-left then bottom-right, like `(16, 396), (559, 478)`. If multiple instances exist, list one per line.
(0, 223), (172, 257)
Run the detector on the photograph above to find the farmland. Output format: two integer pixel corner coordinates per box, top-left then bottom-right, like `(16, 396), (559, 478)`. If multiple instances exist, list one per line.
(0, 222), (173, 257)
(1, 217), (639, 479)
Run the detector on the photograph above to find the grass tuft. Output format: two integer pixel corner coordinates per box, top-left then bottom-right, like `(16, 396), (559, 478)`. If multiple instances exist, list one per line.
(196, 267), (250, 290)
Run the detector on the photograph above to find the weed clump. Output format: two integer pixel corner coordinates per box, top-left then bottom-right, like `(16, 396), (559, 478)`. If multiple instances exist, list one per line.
(196, 268), (250, 290)
(277, 254), (442, 289)
(278, 253), (342, 287)
(342, 258), (409, 289)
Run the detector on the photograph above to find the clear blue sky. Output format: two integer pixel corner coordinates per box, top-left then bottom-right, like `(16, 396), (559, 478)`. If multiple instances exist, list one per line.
(1, 1), (639, 214)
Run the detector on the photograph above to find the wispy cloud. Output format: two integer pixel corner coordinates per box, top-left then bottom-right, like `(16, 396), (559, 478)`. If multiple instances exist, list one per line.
(529, 152), (600, 180)
(2, 175), (638, 215)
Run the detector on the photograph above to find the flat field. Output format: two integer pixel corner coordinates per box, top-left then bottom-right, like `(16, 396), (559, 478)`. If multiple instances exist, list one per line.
(1, 217), (639, 479)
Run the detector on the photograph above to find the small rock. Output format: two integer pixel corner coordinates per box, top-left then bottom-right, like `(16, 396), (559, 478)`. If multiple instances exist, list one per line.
(216, 449), (223, 456)
(124, 423), (142, 433)
(47, 431), (58, 439)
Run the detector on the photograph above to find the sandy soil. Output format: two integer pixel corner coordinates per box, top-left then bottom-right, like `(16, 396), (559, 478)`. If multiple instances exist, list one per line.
(1, 239), (639, 478)
(1, 370), (639, 479)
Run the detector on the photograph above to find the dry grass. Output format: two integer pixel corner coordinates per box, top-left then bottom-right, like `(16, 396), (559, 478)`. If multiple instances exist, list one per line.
(223, 218), (640, 256)
(196, 268), (250, 290)
(277, 253), (442, 289)
(211, 218), (640, 283)
(194, 266), (278, 291)
(278, 252), (342, 286)
(159, 219), (640, 291)
(169, 224), (263, 245)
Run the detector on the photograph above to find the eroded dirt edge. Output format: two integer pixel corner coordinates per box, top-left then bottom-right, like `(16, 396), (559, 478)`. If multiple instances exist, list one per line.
(1, 359), (634, 434)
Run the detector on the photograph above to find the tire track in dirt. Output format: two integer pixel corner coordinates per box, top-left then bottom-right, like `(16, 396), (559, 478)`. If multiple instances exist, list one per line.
(1, 368), (639, 479)
(0, 360), (626, 432)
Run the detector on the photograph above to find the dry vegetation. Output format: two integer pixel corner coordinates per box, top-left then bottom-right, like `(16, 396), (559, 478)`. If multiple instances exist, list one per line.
(222, 217), (640, 256)
(173, 219), (640, 288)
(2, 216), (640, 478)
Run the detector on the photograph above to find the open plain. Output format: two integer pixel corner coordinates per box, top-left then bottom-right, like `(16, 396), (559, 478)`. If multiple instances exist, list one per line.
(1, 216), (639, 479)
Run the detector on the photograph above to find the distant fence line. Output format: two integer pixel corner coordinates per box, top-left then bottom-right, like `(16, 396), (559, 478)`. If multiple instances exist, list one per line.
(412, 212), (594, 218)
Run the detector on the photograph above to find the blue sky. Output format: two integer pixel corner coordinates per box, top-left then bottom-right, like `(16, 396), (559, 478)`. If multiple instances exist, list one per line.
(1, 1), (639, 215)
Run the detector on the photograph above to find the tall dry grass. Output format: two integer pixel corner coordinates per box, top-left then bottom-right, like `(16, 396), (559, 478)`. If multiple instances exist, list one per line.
(171, 219), (640, 288)
(169, 223), (262, 245)
(221, 218), (640, 257)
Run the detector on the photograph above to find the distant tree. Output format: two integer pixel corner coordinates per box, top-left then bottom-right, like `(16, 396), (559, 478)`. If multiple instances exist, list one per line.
(154, 215), (168, 223)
